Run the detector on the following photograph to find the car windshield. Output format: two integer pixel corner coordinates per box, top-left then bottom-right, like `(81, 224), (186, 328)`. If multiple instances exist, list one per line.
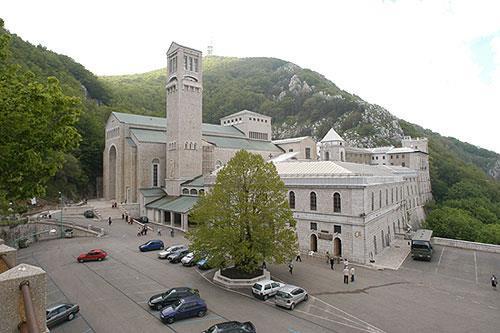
(412, 241), (429, 249)
(276, 291), (291, 298)
(252, 283), (262, 290)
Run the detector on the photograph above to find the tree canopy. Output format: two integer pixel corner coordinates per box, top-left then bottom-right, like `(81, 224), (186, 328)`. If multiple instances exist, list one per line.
(0, 19), (81, 212)
(187, 150), (297, 273)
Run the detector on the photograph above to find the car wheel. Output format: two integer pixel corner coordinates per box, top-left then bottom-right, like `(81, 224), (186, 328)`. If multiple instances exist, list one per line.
(78, 259), (83, 263)
(156, 304), (162, 311)
(263, 294), (268, 301)
(67, 313), (75, 321)
(197, 310), (206, 317)
(160, 245), (164, 250)
(167, 317), (174, 324)
(304, 294), (309, 301)
(98, 258), (102, 261)
(290, 303), (295, 310)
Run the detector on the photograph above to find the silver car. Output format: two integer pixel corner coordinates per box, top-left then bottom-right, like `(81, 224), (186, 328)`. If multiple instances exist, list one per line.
(274, 285), (308, 310)
(158, 244), (188, 259)
(46, 303), (79, 328)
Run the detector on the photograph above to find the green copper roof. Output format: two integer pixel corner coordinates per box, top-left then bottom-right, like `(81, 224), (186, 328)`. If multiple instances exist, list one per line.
(139, 188), (166, 197)
(131, 129), (167, 143)
(203, 135), (282, 152)
(146, 195), (199, 213)
(113, 112), (165, 128)
(201, 123), (245, 137)
(182, 175), (205, 187)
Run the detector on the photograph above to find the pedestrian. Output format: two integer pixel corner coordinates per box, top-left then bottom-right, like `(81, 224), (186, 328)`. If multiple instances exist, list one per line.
(492, 274), (497, 289)
(137, 227), (142, 236)
(326, 251), (330, 264)
(170, 228), (174, 237)
(108, 217), (112, 226)
(343, 267), (349, 284)
(262, 261), (267, 270)
(144, 226), (148, 235)
(122, 213), (124, 220)
(157, 228), (162, 236)
(350, 267), (355, 282)
(48, 214), (52, 219)
(330, 257), (335, 270)
(288, 262), (294, 275)
(344, 258), (349, 269)
(295, 251), (302, 262)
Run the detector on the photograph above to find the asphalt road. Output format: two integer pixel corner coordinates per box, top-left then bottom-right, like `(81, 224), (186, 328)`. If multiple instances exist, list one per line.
(16, 207), (500, 333)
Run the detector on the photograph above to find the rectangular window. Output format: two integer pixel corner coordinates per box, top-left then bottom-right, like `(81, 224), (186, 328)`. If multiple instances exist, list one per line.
(305, 148), (311, 159)
(334, 225), (341, 234)
(184, 55), (188, 70)
(189, 57), (193, 71)
(152, 164), (159, 187)
(194, 58), (198, 72)
(310, 222), (317, 230)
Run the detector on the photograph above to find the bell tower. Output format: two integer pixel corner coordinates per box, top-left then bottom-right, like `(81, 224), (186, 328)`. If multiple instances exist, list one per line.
(165, 42), (203, 195)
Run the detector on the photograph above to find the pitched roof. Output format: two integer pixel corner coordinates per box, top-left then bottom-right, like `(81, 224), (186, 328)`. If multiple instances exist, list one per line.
(201, 123), (246, 138)
(113, 112), (165, 128)
(203, 135), (282, 152)
(368, 146), (394, 154)
(167, 42), (201, 55)
(386, 147), (418, 154)
(272, 136), (310, 145)
(274, 161), (352, 176)
(220, 110), (271, 120)
(139, 188), (166, 197)
(182, 175), (205, 187)
(131, 129), (167, 143)
(320, 128), (344, 142)
(146, 196), (199, 213)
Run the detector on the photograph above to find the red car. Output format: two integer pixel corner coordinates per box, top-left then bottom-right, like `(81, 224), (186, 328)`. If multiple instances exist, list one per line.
(77, 249), (107, 263)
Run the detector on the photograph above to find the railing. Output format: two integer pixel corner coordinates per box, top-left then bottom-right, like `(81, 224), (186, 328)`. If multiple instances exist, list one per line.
(1, 254), (41, 333)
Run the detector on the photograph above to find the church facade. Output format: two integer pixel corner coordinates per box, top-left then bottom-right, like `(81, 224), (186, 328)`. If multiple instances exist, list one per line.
(103, 42), (432, 263)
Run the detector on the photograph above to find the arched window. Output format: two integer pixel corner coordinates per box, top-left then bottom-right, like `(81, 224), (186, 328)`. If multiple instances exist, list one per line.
(310, 192), (317, 211)
(340, 151), (344, 162)
(182, 188), (189, 195)
(199, 189), (205, 195)
(325, 151), (330, 161)
(333, 192), (341, 213)
(194, 143), (197, 150)
(152, 158), (160, 187)
(190, 189), (197, 195)
(184, 142), (188, 150)
(289, 191), (295, 209)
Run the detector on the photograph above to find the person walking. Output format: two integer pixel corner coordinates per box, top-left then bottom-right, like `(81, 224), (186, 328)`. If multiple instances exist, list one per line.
(350, 267), (355, 282)
(121, 213), (124, 220)
(295, 251), (302, 262)
(157, 228), (162, 236)
(288, 262), (294, 275)
(170, 228), (175, 237)
(330, 257), (335, 270)
(344, 258), (349, 269)
(326, 251), (331, 264)
(144, 226), (148, 235)
(343, 267), (349, 284)
(108, 217), (112, 226)
(491, 274), (497, 289)
(262, 261), (267, 270)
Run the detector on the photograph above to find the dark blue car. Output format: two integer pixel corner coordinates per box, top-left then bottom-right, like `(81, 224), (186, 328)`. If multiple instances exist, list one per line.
(139, 240), (164, 252)
(196, 257), (211, 270)
(160, 295), (207, 324)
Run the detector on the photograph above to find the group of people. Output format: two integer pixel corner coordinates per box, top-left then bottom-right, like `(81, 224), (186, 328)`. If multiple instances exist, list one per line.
(137, 225), (149, 236)
(122, 213), (134, 224)
(111, 202), (118, 208)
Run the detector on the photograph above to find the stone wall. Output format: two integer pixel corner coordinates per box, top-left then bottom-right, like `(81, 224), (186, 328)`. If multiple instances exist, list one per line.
(432, 237), (500, 253)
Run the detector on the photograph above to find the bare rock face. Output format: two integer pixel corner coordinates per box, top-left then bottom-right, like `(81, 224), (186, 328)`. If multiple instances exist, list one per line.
(488, 159), (500, 180)
(288, 74), (312, 96)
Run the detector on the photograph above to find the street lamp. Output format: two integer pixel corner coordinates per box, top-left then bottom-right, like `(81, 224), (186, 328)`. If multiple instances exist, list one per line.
(58, 192), (64, 238)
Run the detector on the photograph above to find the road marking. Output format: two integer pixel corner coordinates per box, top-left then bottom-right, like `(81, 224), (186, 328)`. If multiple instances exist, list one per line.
(473, 251), (478, 284)
(294, 309), (377, 333)
(308, 304), (378, 331)
(435, 247), (445, 273)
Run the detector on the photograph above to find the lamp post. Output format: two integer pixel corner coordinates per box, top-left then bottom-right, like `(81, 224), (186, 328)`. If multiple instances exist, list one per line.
(58, 192), (64, 238)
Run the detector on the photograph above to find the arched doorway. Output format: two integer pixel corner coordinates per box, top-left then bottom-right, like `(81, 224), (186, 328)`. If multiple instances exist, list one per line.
(310, 234), (318, 252)
(109, 145), (117, 199)
(333, 237), (342, 257)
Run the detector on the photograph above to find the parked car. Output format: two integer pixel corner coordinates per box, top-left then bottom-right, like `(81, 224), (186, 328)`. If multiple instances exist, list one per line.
(77, 249), (107, 263)
(46, 303), (79, 328)
(203, 321), (256, 333)
(274, 285), (308, 310)
(168, 249), (190, 263)
(136, 216), (149, 223)
(139, 240), (164, 252)
(158, 244), (188, 259)
(196, 257), (211, 270)
(148, 287), (200, 310)
(83, 210), (94, 218)
(160, 295), (207, 324)
(181, 252), (196, 266)
(252, 279), (284, 300)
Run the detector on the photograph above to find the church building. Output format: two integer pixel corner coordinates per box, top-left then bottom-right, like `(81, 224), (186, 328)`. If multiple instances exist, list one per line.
(103, 42), (432, 264)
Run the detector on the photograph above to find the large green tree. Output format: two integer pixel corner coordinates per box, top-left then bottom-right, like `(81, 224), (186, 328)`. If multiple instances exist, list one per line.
(0, 19), (81, 212)
(187, 150), (297, 273)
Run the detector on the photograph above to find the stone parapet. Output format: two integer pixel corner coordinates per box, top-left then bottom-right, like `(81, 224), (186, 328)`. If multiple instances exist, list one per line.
(432, 237), (500, 253)
(0, 263), (49, 333)
(0, 244), (17, 272)
(213, 269), (270, 288)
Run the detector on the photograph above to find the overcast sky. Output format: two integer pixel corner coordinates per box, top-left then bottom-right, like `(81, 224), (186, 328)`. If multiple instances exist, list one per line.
(2, 0), (499, 153)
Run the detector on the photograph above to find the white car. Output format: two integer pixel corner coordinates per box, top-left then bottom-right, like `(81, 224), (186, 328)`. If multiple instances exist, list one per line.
(181, 252), (196, 266)
(158, 245), (188, 259)
(251, 279), (284, 300)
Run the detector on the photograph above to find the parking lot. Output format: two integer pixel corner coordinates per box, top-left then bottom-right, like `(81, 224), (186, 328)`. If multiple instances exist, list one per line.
(16, 206), (500, 333)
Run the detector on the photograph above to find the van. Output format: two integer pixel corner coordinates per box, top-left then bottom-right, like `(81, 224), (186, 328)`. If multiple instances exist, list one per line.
(411, 229), (433, 261)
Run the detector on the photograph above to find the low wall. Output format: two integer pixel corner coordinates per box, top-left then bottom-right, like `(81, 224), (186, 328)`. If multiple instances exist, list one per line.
(32, 221), (103, 238)
(213, 269), (270, 288)
(432, 237), (500, 253)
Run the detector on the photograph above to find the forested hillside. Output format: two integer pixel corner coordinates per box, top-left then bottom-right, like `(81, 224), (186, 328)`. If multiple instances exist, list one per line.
(3, 20), (499, 243)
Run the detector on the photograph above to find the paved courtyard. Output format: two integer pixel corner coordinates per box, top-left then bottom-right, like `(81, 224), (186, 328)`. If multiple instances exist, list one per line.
(16, 203), (500, 333)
